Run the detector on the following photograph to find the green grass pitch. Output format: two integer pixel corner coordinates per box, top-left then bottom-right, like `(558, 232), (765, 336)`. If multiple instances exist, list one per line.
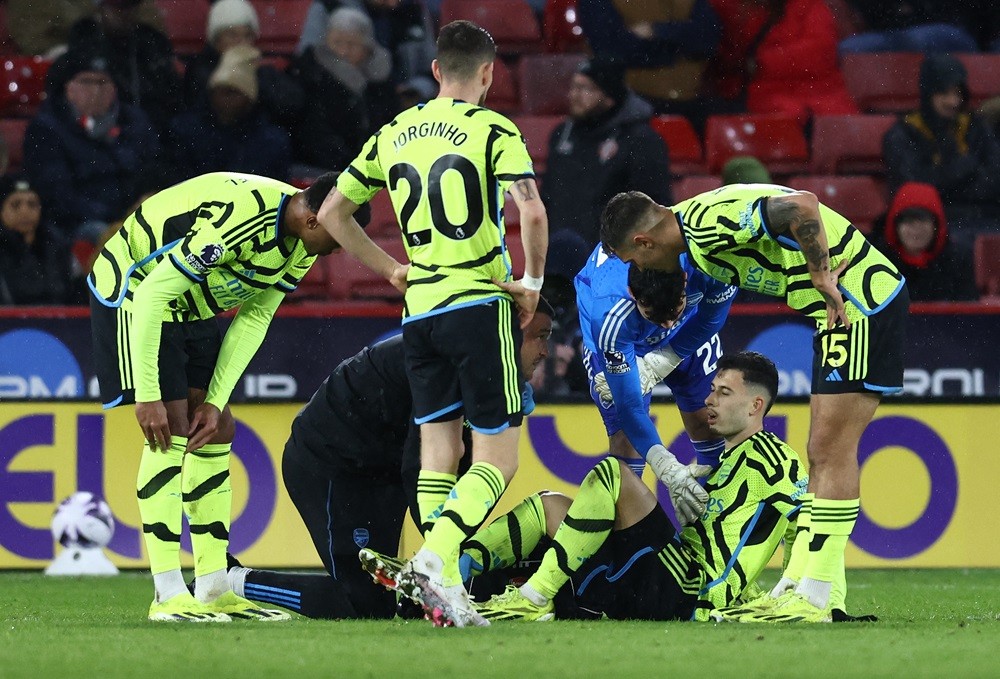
(3, 569), (999, 679)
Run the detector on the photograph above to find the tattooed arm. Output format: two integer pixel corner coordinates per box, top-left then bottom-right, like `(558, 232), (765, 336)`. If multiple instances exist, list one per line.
(497, 177), (548, 326)
(766, 192), (850, 328)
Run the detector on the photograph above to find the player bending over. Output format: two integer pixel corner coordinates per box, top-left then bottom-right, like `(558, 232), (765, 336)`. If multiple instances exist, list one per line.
(219, 303), (558, 619)
(600, 185), (907, 622)
(89, 172), (347, 622)
(576, 242), (737, 524)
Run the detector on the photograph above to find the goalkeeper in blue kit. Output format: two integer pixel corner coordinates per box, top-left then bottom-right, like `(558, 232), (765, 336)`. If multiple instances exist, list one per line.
(575, 243), (737, 526)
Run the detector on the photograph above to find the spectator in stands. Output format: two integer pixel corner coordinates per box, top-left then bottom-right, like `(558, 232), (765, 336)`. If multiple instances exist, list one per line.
(838, 1), (979, 54)
(24, 47), (160, 244)
(167, 45), (292, 181)
(883, 53), (1000, 251)
(289, 7), (397, 171)
(543, 57), (672, 250)
(875, 182), (977, 302)
(720, 155), (772, 185)
(296, 0), (437, 103)
(8, 0), (164, 59)
(0, 175), (78, 305)
(707, 0), (858, 125)
(182, 0), (304, 130)
(66, 0), (182, 136)
(577, 0), (721, 126)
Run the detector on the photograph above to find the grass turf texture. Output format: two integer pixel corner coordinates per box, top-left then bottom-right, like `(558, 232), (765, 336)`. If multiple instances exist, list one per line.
(3, 570), (999, 679)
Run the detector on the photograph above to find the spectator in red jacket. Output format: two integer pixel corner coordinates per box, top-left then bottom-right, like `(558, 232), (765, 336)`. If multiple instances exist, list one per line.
(876, 182), (976, 302)
(707, 0), (858, 125)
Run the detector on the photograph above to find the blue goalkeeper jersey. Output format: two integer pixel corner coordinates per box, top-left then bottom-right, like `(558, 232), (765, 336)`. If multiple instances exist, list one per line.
(575, 245), (738, 456)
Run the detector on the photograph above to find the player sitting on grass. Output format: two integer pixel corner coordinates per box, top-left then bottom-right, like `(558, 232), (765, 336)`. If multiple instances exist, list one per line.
(471, 351), (810, 622)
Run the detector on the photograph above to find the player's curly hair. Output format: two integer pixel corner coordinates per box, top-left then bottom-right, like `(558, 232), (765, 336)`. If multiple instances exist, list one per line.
(436, 20), (496, 81)
(627, 263), (685, 326)
(717, 351), (779, 414)
(302, 172), (370, 228)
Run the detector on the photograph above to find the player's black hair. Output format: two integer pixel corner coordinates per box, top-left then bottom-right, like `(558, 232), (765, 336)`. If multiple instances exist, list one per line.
(436, 20), (496, 81)
(717, 351), (779, 414)
(302, 172), (370, 228)
(627, 263), (686, 326)
(535, 295), (555, 320)
(600, 191), (657, 254)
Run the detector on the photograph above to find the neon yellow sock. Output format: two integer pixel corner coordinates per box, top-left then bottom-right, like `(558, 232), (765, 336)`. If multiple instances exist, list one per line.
(416, 470), (457, 535)
(182, 443), (232, 577)
(527, 458), (620, 601)
(802, 497), (858, 610)
(782, 492), (813, 581)
(422, 462), (505, 584)
(461, 493), (546, 577)
(136, 437), (184, 575)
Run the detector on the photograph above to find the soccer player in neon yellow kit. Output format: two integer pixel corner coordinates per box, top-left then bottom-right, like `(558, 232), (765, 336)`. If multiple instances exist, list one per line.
(318, 21), (547, 626)
(598, 185), (907, 622)
(89, 172), (343, 622)
(473, 351), (806, 622)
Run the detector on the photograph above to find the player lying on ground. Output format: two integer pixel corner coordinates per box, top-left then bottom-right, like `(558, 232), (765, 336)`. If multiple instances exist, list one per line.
(215, 303), (557, 619)
(576, 243), (737, 521)
(88, 172), (354, 623)
(599, 185), (907, 622)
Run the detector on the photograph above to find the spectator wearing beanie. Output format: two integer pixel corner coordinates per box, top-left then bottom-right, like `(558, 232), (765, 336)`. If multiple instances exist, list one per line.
(0, 175), (79, 305)
(183, 0), (304, 129)
(875, 182), (977, 302)
(167, 45), (291, 181)
(542, 57), (672, 249)
(24, 47), (160, 243)
(66, 0), (181, 135)
(721, 156), (772, 185)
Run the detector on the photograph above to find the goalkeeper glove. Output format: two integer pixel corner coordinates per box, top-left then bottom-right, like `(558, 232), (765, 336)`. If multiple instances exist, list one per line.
(593, 346), (683, 404)
(646, 444), (712, 525)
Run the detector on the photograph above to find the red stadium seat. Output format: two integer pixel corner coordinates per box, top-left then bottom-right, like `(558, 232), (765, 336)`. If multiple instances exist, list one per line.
(365, 191), (399, 238)
(252, 0), (311, 55)
(788, 175), (886, 234)
(289, 259), (329, 301)
(841, 52), (922, 113)
(441, 0), (543, 56)
(502, 195), (520, 232)
(511, 114), (562, 174)
(326, 238), (406, 302)
(489, 57), (519, 114)
(517, 53), (585, 115)
(811, 114), (895, 175)
(543, 0), (587, 53)
(650, 115), (704, 175)
(504, 231), (526, 277)
(0, 57), (51, 118)
(0, 118), (29, 172)
(974, 234), (1000, 299)
(704, 115), (809, 175)
(673, 175), (722, 201)
(956, 54), (1000, 109)
(156, 0), (211, 56)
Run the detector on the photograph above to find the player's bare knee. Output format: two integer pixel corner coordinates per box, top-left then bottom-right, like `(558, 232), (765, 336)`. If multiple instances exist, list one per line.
(212, 407), (236, 444)
(538, 491), (571, 536)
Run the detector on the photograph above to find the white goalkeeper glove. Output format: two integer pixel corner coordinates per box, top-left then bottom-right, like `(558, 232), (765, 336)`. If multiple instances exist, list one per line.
(593, 346), (683, 405)
(646, 444), (713, 526)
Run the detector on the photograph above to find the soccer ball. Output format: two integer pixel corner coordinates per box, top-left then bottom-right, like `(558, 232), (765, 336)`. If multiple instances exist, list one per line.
(51, 492), (115, 549)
